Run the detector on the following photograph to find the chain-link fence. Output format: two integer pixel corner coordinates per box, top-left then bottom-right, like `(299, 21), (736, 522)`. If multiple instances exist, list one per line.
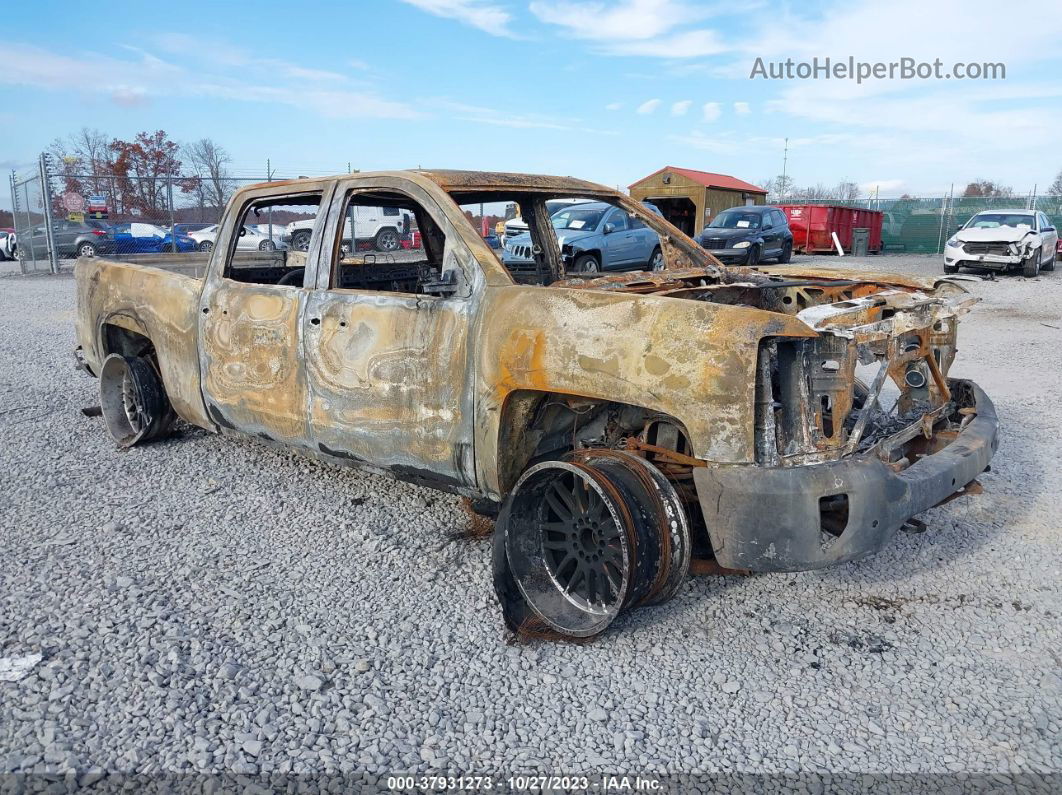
(7, 154), (304, 272)
(9, 156), (59, 273)
(10, 151), (1062, 268)
(795, 194), (1062, 254)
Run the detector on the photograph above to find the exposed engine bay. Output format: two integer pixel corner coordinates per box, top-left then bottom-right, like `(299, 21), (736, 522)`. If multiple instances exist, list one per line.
(555, 264), (978, 474)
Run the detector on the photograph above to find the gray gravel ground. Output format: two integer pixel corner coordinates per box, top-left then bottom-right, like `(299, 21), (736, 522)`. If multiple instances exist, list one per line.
(0, 253), (1059, 786)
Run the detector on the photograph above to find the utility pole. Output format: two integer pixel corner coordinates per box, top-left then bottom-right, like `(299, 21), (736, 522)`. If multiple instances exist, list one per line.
(780, 137), (789, 200)
(167, 176), (176, 253)
(39, 153), (59, 274)
(937, 184), (954, 255)
(266, 159), (274, 245)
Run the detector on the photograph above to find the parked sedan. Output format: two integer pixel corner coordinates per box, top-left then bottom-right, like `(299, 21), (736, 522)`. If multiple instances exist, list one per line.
(944, 210), (1057, 276)
(189, 223), (284, 252)
(502, 201), (662, 274)
(697, 206), (793, 265)
(112, 223), (196, 254)
(20, 220), (116, 258)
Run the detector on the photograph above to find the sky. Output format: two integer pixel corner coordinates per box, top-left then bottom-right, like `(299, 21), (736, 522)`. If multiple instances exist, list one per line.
(2, 0), (1062, 207)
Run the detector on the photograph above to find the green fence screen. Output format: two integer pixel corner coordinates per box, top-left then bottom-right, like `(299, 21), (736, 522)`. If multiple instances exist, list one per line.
(798, 196), (1062, 254)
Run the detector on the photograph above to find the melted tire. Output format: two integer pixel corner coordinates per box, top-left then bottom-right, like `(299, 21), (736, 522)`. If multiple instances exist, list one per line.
(577, 449), (691, 605)
(99, 354), (175, 447)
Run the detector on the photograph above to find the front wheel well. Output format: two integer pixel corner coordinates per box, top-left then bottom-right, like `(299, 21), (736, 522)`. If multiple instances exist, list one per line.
(495, 389), (691, 494)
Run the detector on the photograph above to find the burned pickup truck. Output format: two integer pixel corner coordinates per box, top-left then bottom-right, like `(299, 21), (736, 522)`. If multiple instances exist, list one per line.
(74, 170), (998, 639)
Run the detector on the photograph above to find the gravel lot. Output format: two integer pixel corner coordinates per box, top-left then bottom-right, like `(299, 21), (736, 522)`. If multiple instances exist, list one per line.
(0, 253), (1059, 785)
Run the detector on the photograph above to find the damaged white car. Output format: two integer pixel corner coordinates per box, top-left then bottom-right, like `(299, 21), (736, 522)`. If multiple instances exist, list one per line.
(944, 210), (1057, 276)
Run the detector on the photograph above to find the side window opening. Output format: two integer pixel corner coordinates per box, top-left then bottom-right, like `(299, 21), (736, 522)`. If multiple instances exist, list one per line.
(223, 192), (323, 286)
(329, 190), (454, 297)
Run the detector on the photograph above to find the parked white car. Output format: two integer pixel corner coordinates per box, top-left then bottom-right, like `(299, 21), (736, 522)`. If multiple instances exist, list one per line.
(0, 229), (15, 260)
(189, 224), (285, 253)
(944, 210), (1057, 276)
(284, 205), (410, 252)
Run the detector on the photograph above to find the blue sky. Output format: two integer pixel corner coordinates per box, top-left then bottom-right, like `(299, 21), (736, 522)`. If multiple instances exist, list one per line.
(3, 0), (1061, 205)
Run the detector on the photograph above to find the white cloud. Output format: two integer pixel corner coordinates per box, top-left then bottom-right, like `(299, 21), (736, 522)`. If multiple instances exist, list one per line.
(637, 98), (662, 114)
(606, 102), (623, 111)
(702, 102), (720, 122)
(529, 0), (703, 41)
(151, 34), (350, 82)
(109, 86), (150, 108)
(668, 129), (741, 154)
(0, 42), (420, 120)
(733, 101), (750, 115)
(433, 99), (619, 135)
(399, 0), (517, 37)
(671, 100), (692, 116)
(604, 29), (727, 57)
(860, 179), (905, 195)
(530, 0), (728, 57)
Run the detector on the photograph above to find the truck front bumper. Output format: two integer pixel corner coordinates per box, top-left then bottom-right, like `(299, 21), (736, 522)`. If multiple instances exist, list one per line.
(693, 379), (998, 572)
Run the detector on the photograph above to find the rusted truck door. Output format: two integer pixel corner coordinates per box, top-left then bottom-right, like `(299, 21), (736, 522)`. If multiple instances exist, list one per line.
(300, 177), (478, 491)
(198, 185), (330, 445)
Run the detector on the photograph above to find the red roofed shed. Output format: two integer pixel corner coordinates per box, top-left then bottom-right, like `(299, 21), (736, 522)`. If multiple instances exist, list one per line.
(629, 166), (767, 237)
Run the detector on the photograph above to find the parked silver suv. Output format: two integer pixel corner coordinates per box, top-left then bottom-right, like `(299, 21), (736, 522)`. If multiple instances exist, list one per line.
(503, 201), (663, 275)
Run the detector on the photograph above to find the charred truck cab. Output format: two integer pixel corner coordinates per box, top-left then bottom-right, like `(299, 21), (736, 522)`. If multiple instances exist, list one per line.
(73, 170), (998, 640)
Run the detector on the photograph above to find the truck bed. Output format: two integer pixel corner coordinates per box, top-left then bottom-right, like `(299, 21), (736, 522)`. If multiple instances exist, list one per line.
(75, 255), (211, 429)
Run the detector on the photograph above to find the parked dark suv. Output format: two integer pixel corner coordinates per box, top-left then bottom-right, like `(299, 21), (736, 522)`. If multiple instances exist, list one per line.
(697, 206), (793, 265)
(21, 220), (115, 259)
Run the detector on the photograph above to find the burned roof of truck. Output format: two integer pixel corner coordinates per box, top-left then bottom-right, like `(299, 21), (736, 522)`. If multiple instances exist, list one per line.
(235, 169), (617, 197)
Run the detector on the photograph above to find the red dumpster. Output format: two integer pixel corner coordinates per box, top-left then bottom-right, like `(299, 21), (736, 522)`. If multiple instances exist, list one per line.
(778, 204), (883, 254)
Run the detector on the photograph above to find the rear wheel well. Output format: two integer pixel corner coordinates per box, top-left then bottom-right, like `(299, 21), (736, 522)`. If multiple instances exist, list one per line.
(101, 323), (156, 360)
(495, 389), (691, 494)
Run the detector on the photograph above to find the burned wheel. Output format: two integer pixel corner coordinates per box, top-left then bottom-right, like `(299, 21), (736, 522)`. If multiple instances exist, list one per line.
(502, 461), (630, 637)
(99, 354), (175, 447)
(577, 449), (691, 605)
(496, 453), (690, 638)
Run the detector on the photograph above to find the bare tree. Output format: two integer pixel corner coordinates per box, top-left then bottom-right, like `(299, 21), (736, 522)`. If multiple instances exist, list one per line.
(48, 127), (116, 199)
(962, 179), (1013, 198)
(1048, 169), (1062, 198)
(835, 180), (860, 202)
(761, 174), (794, 203)
(799, 183), (832, 201)
(183, 138), (234, 213)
